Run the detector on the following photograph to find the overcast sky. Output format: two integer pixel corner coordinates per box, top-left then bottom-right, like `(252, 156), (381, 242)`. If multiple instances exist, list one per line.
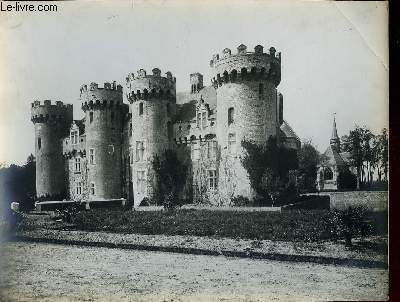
(0, 0), (388, 165)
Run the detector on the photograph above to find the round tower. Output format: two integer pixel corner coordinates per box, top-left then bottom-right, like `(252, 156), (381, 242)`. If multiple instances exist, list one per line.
(80, 81), (124, 201)
(31, 100), (73, 198)
(210, 43), (282, 199)
(125, 68), (176, 205)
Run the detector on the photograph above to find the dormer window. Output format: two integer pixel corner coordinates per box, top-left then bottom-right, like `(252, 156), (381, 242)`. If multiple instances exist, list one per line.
(71, 129), (78, 145)
(197, 110), (208, 129)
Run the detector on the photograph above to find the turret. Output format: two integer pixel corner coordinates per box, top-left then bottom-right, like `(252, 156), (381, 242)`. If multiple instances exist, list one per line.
(80, 82), (126, 201)
(330, 114), (340, 152)
(210, 43), (282, 200)
(190, 73), (203, 94)
(31, 100), (73, 198)
(125, 68), (176, 205)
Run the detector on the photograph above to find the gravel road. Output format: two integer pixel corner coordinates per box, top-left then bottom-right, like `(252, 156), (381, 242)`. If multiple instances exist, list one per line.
(0, 242), (388, 301)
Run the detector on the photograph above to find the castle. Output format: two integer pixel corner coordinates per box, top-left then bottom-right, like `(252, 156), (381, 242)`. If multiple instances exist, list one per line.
(31, 44), (300, 207)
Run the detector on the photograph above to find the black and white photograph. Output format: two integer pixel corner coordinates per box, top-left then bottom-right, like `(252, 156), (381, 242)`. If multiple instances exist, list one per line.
(0, 0), (389, 301)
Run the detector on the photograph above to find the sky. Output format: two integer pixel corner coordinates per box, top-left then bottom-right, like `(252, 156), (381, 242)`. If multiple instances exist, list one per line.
(0, 0), (388, 165)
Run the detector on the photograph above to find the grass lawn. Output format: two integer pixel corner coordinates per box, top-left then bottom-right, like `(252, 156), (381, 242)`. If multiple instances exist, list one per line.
(72, 209), (387, 242)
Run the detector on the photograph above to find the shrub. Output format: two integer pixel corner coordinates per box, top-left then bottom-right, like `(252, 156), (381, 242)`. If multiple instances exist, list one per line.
(152, 150), (187, 210)
(329, 206), (372, 246)
(337, 169), (357, 190)
(230, 195), (252, 207)
(282, 195), (330, 210)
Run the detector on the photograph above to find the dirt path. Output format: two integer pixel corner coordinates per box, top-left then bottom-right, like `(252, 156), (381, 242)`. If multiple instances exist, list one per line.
(0, 242), (388, 301)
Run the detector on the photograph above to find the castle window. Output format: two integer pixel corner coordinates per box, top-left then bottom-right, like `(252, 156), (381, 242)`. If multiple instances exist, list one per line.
(89, 112), (93, 123)
(89, 148), (95, 165)
(129, 123), (132, 136)
(228, 107), (234, 125)
(136, 141), (145, 162)
(167, 122), (173, 140)
(207, 169), (218, 190)
(76, 182), (82, 195)
(202, 112), (207, 128)
(228, 133), (236, 154)
(75, 157), (81, 172)
(38, 137), (41, 150)
(110, 111), (115, 123)
(137, 170), (146, 193)
(71, 130), (78, 145)
(324, 167), (333, 180)
(259, 83), (264, 99)
(191, 142), (200, 161)
(90, 182), (95, 195)
(108, 144), (114, 155)
(207, 141), (217, 158)
(139, 103), (144, 116)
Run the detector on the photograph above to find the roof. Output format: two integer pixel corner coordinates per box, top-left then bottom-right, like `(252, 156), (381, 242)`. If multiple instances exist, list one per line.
(322, 145), (347, 167)
(175, 85), (217, 122)
(175, 100), (196, 122)
(72, 119), (85, 135)
(280, 120), (300, 140)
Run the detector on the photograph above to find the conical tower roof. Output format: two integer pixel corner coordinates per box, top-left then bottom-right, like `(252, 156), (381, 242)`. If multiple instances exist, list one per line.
(330, 114), (340, 152)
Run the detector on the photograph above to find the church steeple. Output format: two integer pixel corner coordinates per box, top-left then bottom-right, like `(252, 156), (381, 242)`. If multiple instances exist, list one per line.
(330, 113), (340, 152)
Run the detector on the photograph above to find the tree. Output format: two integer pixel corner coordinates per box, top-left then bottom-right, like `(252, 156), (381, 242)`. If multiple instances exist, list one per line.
(297, 140), (320, 193)
(0, 154), (36, 212)
(152, 150), (187, 209)
(330, 206), (371, 246)
(241, 136), (298, 201)
(379, 128), (388, 181)
(341, 126), (363, 190)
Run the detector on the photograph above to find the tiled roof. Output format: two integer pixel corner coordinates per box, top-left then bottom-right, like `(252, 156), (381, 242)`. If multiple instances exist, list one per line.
(280, 120), (300, 140)
(322, 145), (347, 167)
(175, 86), (217, 122)
(74, 119), (85, 135)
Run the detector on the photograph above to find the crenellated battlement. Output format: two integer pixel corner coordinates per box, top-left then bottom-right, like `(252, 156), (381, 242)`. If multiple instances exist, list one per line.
(210, 44), (281, 87)
(31, 100), (73, 124)
(125, 68), (176, 103)
(80, 81), (123, 111)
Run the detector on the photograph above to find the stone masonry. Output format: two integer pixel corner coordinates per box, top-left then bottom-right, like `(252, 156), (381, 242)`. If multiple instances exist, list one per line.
(31, 43), (300, 207)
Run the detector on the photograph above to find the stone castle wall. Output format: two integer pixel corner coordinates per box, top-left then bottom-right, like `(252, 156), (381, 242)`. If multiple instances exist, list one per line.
(126, 69), (176, 205)
(31, 100), (73, 197)
(81, 82), (125, 201)
(32, 44), (300, 206)
(211, 44), (281, 202)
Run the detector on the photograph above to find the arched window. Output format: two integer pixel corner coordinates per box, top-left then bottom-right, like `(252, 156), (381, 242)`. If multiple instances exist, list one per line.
(38, 137), (41, 150)
(324, 167), (333, 180)
(228, 107), (234, 125)
(139, 102), (144, 116)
